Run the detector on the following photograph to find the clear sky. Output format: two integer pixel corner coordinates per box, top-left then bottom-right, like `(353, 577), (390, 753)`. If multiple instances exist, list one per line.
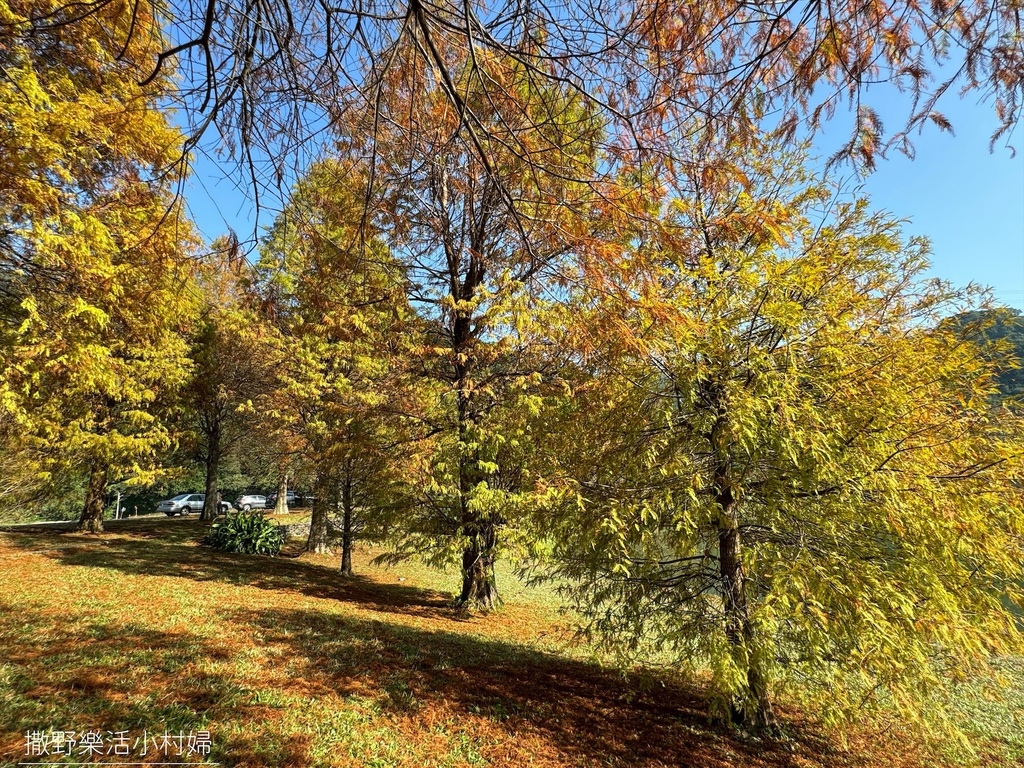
(812, 92), (1024, 312)
(182, 154), (267, 248)
(183, 93), (1023, 312)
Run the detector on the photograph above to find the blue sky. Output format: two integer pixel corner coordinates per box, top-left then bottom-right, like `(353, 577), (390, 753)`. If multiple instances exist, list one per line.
(183, 94), (1023, 312)
(813, 93), (1023, 312)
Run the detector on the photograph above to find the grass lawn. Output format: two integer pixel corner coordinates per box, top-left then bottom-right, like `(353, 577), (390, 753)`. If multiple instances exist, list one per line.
(0, 516), (1020, 767)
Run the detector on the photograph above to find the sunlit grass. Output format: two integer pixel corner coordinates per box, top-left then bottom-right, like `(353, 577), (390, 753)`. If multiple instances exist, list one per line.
(0, 517), (1020, 767)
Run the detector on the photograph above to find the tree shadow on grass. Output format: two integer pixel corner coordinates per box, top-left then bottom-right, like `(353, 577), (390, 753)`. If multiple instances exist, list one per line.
(1, 523), (456, 621)
(0, 603), (265, 766)
(0, 515), (205, 546)
(232, 605), (855, 768)
(0, 596), (912, 768)
(0, 528), (890, 768)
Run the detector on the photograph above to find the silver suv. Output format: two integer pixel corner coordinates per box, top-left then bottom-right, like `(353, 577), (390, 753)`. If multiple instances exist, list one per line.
(235, 494), (266, 511)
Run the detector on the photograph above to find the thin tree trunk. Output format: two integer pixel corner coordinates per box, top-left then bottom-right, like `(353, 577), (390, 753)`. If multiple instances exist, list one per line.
(305, 471), (332, 554)
(340, 471), (353, 576)
(274, 471), (289, 515)
(713, 401), (776, 732)
(441, 212), (498, 612)
(78, 462), (108, 533)
(718, 514), (775, 729)
(200, 427), (220, 521)
(453, 380), (500, 611)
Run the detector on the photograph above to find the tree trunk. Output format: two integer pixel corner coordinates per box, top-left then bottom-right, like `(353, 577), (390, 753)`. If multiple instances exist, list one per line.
(200, 427), (221, 521)
(450, 300), (503, 612)
(457, 518), (499, 611)
(718, 514), (775, 729)
(340, 471), (354, 576)
(453, 397), (500, 611)
(274, 471), (289, 514)
(305, 472), (332, 554)
(78, 462), (108, 533)
(713, 403), (776, 732)
(708, 382), (778, 737)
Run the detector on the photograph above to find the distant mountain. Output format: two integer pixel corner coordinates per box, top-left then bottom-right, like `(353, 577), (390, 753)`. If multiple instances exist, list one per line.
(945, 308), (1024, 401)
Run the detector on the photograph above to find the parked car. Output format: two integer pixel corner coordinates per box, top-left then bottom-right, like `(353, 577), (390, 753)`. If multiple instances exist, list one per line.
(157, 493), (205, 516)
(157, 493), (232, 516)
(265, 490), (299, 509)
(235, 494), (266, 511)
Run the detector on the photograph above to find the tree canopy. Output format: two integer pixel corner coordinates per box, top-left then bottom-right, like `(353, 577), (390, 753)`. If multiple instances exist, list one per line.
(2, 0), (1020, 230)
(535, 147), (1024, 731)
(0, 0), (201, 532)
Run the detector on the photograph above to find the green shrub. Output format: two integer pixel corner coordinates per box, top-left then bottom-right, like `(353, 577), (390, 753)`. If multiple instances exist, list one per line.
(203, 511), (283, 555)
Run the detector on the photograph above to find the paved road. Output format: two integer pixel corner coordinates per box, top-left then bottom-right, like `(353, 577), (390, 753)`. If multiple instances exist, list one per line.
(0, 512), (179, 532)
(0, 509), (305, 533)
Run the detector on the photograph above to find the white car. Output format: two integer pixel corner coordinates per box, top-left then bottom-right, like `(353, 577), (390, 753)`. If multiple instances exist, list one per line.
(234, 494), (267, 511)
